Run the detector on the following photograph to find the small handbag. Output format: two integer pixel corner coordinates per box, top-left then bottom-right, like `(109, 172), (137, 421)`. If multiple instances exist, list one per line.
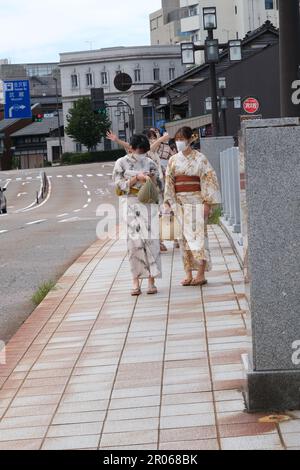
(160, 213), (181, 241)
(137, 178), (159, 204)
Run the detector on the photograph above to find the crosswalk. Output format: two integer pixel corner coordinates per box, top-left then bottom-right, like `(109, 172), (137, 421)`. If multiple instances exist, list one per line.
(0, 173), (112, 184)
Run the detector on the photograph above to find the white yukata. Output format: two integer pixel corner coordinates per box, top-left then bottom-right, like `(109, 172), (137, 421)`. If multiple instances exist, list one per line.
(164, 150), (221, 272)
(113, 153), (163, 280)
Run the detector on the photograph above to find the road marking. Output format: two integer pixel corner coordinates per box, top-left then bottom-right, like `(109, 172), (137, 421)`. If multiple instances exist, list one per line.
(56, 175), (63, 178)
(59, 217), (80, 223)
(26, 219), (47, 226)
(87, 191), (91, 196)
(57, 213), (69, 218)
(0, 230), (8, 234)
(77, 174), (83, 178)
(83, 204), (88, 209)
(86, 174), (93, 177)
(83, 185), (88, 189)
(106, 173), (113, 176)
(66, 175), (73, 178)
(17, 192), (27, 197)
(16, 178), (22, 181)
(73, 209), (81, 213)
(26, 177), (32, 180)
(97, 174), (103, 177)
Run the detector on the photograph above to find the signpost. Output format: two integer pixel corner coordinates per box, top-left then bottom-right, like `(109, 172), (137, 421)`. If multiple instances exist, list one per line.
(3, 80), (32, 119)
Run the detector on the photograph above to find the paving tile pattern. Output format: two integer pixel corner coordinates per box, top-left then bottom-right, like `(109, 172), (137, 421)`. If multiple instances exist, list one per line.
(0, 226), (298, 450)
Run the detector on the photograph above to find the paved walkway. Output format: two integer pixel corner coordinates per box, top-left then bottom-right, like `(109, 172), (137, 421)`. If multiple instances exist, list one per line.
(0, 225), (299, 450)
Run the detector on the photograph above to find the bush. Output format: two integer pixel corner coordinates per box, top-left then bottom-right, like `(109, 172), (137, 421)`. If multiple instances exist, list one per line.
(61, 149), (126, 165)
(208, 206), (222, 225)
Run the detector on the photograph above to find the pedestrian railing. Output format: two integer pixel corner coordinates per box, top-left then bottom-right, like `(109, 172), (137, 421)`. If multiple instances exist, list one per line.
(220, 147), (241, 233)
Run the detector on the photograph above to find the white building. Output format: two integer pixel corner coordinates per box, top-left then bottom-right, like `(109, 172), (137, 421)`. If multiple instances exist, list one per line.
(59, 45), (186, 153)
(151, 0), (279, 47)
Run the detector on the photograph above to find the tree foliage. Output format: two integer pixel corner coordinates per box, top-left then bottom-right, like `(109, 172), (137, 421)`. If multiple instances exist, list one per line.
(65, 97), (111, 151)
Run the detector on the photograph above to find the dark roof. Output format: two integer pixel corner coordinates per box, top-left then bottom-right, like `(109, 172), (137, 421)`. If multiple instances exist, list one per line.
(143, 21), (279, 102)
(0, 118), (20, 131)
(11, 112), (63, 137)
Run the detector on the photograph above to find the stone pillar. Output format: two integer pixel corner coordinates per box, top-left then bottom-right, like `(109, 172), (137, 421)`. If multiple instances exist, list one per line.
(243, 118), (300, 411)
(201, 136), (234, 191)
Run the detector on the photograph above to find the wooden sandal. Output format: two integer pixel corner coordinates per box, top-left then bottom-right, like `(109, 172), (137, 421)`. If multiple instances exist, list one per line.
(131, 288), (141, 296)
(190, 279), (208, 287)
(181, 279), (193, 286)
(147, 286), (158, 295)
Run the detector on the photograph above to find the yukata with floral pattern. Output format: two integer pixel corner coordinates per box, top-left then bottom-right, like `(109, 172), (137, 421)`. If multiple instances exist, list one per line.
(164, 149), (221, 272)
(113, 153), (163, 280)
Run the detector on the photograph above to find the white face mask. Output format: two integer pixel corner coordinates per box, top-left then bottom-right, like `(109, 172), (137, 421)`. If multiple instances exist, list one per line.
(176, 141), (189, 153)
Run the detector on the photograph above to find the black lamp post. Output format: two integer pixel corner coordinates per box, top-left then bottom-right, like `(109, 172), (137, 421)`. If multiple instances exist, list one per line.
(203, 7), (219, 137)
(181, 6), (242, 137)
(278, 0), (300, 117)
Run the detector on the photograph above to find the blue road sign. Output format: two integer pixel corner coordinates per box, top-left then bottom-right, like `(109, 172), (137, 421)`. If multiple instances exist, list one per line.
(4, 80), (32, 119)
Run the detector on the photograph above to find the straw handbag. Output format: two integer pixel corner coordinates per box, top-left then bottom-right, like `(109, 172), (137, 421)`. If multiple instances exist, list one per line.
(160, 213), (181, 241)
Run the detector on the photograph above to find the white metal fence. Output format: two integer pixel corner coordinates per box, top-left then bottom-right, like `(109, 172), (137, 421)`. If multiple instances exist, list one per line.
(220, 147), (242, 234)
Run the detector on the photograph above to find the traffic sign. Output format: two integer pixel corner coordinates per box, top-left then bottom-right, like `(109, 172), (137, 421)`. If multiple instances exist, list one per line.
(243, 97), (260, 114)
(4, 80), (32, 119)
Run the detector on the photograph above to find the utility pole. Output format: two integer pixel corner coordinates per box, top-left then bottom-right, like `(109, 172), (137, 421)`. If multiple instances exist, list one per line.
(279, 0), (300, 117)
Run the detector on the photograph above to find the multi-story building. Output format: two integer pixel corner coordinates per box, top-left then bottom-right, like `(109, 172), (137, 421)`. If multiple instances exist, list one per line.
(150, 0), (279, 47)
(59, 45), (186, 153)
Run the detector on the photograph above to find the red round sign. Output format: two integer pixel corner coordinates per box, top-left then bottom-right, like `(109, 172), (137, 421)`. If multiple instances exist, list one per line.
(243, 97), (260, 114)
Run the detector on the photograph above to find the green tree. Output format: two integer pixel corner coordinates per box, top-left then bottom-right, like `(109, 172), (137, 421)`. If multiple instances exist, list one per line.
(65, 97), (111, 151)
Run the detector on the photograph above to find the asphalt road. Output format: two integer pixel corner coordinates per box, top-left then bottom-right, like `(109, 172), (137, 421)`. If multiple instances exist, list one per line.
(0, 162), (118, 343)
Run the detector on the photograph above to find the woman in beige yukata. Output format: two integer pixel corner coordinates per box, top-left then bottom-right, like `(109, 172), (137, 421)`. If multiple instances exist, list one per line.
(164, 126), (221, 286)
(113, 134), (163, 296)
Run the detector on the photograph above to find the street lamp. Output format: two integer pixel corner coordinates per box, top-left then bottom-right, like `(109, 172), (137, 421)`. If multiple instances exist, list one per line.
(203, 7), (217, 30)
(204, 39), (219, 63)
(205, 97), (212, 112)
(220, 96), (228, 109)
(218, 77), (227, 90)
(140, 98), (150, 107)
(229, 40), (242, 62)
(181, 43), (195, 65)
(159, 96), (169, 106)
(233, 97), (242, 109)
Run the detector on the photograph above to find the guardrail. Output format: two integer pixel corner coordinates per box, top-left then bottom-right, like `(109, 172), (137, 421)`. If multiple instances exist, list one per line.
(36, 172), (49, 204)
(220, 147), (241, 233)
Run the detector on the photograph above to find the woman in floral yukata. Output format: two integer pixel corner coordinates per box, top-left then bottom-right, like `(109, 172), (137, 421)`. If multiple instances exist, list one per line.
(164, 126), (221, 286)
(113, 134), (163, 296)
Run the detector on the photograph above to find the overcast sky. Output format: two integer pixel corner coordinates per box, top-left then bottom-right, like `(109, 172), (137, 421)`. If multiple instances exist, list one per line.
(0, 0), (162, 64)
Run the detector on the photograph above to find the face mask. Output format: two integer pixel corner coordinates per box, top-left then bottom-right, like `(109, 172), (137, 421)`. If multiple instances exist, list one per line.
(176, 141), (189, 152)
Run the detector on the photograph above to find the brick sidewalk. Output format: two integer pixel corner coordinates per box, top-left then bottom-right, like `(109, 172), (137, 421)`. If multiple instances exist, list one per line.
(0, 226), (299, 450)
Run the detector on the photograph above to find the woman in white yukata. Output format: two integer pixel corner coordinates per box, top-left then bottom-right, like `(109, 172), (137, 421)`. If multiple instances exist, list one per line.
(113, 134), (163, 296)
(164, 126), (221, 287)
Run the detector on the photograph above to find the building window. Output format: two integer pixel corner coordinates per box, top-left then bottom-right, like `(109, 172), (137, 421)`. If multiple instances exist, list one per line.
(143, 107), (153, 128)
(150, 18), (159, 30)
(134, 69), (141, 82)
(153, 68), (160, 81)
(191, 32), (199, 42)
(169, 68), (175, 81)
(265, 0), (274, 9)
(101, 72), (108, 85)
(189, 5), (198, 16)
(71, 74), (78, 88)
(86, 73), (93, 87)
